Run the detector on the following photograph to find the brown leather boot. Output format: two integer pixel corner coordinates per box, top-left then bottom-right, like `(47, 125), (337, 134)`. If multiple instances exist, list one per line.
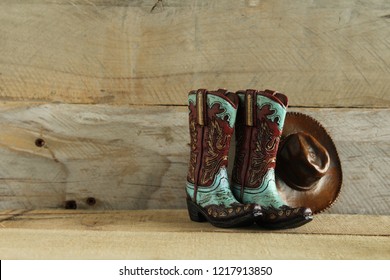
(186, 89), (262, 228)
(232, 89), (313, 229)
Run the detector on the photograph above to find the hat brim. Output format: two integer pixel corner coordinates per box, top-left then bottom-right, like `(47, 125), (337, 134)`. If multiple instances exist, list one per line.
(275, 112), (343, 213)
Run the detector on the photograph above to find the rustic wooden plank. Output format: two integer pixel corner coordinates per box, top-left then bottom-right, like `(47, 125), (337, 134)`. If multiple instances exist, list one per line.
(0, 103), (189, 210)
(2, 228), (388, 259)
(0, 210), (389, 259)
(0, 104), (390, 214)
(0, 103), (390, 215)
(0, 104), (389, 214)
(1, 0), (390, 107)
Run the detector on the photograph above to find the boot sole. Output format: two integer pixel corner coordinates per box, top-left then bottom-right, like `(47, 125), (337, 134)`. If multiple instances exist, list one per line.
(186, 199), (254, 228)
(256, 215), (313, 230)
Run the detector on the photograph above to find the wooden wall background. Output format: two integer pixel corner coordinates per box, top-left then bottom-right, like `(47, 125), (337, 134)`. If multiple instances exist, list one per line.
(0, 0), (389, 214)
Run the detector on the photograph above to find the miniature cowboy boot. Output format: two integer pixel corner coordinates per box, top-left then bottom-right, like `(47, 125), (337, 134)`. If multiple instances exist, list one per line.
(232, 89), (313, 229)
(186, 89), (262, 228)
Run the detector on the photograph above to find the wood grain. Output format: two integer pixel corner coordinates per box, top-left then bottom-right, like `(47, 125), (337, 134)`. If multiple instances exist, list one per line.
(1, 209), (389, 236)
(1, 0), (389, 107)
(0, 103), (389, 214)
(0, 210), (389, 259)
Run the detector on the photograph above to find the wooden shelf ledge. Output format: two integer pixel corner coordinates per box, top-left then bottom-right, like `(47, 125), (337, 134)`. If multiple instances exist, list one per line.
(0, 210), (389, 259)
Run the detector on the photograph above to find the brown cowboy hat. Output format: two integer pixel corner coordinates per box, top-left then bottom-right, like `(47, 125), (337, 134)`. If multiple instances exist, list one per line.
(275, 112), (343, 214)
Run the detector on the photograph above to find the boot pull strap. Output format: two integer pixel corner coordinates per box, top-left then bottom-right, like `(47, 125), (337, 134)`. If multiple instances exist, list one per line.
(274, 92), (288, 107)
(196, 89), (208, 126)
(217, 88), (228, 95)
(264, 89), (276, 95)
(265, 89), (288, 107)
(245, 89), (257, 127)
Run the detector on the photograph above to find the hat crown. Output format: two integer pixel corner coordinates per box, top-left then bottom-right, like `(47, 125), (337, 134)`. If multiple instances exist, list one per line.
(278, 132), (330, 191)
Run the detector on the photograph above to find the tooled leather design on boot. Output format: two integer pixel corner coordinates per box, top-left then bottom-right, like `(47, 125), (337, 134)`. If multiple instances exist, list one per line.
(186, 89), (261, 227)
(187, 90), (232, 187)
(232, 90), (285, 206)
(187, 115), (197, 183)
(232, 89), (312, 229)
(248, 101), (282, 188)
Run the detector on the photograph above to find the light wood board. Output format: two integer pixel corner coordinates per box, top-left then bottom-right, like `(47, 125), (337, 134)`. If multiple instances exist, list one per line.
(0, 104), (389, 214)
(0, 210), (389, 259)
(1, 0), (389, 106)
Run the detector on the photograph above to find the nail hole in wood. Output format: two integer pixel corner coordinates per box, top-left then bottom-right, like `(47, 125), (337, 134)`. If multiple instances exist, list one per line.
(65, 200), (77, 209)
(35, 138), (46, 147)
(86, 197), (96, 206)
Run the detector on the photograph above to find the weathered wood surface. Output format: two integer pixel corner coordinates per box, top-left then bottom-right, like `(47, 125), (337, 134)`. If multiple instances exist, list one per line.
(1, 0), (390, 107)
(0, 0), (389, 214)
(0, 210), (389, 259)
(0, 104), (389, 214)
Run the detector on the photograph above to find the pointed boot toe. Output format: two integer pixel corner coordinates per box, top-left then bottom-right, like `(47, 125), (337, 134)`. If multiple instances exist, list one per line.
(256, 206), (313, 230)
